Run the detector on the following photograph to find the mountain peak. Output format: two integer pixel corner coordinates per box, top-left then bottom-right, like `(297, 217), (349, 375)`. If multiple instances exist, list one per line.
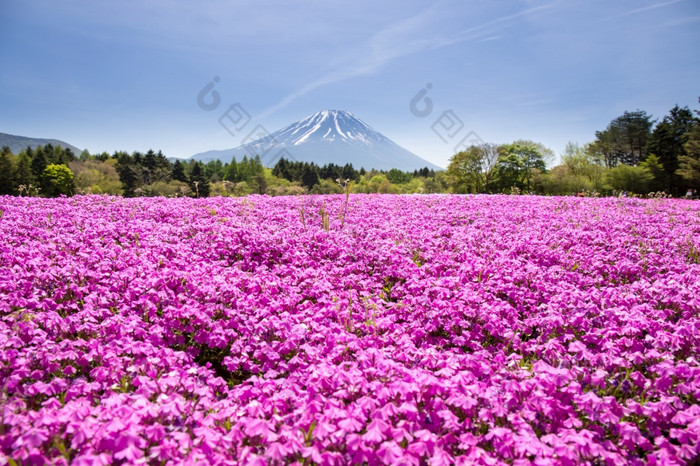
(278, 109), (388, 147)
(190, 110), (442, 171)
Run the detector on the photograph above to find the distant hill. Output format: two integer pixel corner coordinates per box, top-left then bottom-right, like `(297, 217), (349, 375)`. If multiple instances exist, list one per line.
(189, 110), (443, 171)
(0, 132), (82, 155)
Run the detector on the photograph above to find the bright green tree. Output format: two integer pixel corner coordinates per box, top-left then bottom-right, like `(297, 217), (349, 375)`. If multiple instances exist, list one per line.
(42, 164), (74, 197)
(496, 143), (546, 192)
(386, 168), (412, 185)
(605, 164), (653, 194)
(446, 143), (499, 193)
(640, 154), (666, 192)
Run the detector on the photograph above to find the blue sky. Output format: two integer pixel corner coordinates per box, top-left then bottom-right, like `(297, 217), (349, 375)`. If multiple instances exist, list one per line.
(1, 0), (698, 168)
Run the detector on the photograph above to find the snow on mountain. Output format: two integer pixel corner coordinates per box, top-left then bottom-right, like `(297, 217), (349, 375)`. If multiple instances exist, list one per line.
(189, 110), (442, 171)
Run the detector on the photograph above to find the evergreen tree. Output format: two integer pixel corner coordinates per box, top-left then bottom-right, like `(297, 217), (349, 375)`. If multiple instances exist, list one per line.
(224, 157), (238, 182)
(0, 146), (15, 195)
(143, 149), (157, 173)
(189, 162), (210, 197)
(31, 146), (48, 183)
(341, 163), (357, 181)
(43, 144), (56, 164)
(301, 163), (320, 189)
(592, 110), (655, 167)
(647, 105), (696, 195)
(273, 158), (293, 181)
(204, 160), (224, 181)
(115, 152), (139, 197)
(677, 116), (700, 188)
(14, 153), (34, 190)
(64, 148), (76, 162)
(172, 160), (188, 182)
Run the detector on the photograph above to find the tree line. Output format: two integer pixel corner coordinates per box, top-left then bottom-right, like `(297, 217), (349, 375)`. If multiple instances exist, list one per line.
(446, 102), (700, 196)
(1, 100), (698, 198)
(0, 145), (445, 197)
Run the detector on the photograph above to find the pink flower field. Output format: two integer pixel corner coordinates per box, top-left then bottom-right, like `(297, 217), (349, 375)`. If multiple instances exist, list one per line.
(0, 194), (699, 465)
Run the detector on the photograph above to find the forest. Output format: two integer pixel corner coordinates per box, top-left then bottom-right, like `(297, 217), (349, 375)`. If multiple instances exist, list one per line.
(0, 103), (698, 198)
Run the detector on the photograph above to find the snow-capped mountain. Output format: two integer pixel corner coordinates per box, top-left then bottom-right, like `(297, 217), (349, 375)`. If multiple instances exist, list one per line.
(190, 110), (442, 171)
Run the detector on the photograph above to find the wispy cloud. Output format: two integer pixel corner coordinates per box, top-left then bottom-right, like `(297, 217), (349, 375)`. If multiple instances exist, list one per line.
(477, 36), (501, 43)
(258, 1), (562, 119)
(658, 15), (700, 27)
(257, 8), (441, 119)
(598, 0), (684, 22)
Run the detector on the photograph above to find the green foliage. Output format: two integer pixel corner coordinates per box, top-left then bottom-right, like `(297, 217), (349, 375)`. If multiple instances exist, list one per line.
(448, 146), (484, 194)
(14, 152), (34, 193)
(446, 143), (499, 193)
(188, 162), (210, 197)
(591, 110), (654, 167)
(386, 168), (412, 184)
(2, 101), (695, 199)
(115, 149), (172, 196)
(145, 180), (191, 197)
(647, 105), (696, 195)
(172, 159), (188, 182)
(70, 159), (123, 194)
(677, 117), (700, 187)
(41, 164), (74, 196)
(31, 147), (48, 181)
(536, 165), (593, 195)
(0, 146), (15, 195)
(495, 143), (546, 192)
(310, 178), (343, 194)
(511, 139), (556, 167)
(301, 163), (320, 189)
(605, 164), (653, 194)
(639, 154), (666, 192)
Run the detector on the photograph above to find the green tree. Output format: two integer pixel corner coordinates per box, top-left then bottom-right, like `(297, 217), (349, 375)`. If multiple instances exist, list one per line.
(591, 110), (654, 167)
(172, 160), (188, 182)
(446, 143), (499, 193)
(224, 157), (240, 182)
(496, 143), (546, 192)
(301, 163), (320, 189)
(386, 168), (412, 184)
(204, 160), (225, 181)
(42, 164), (74, 196)
(639, 154), (665, 192)
(534, 142), (608, 195)
(115, 152), (140, 196)
(14, 152), (34, 192)
(188, 162), (210, 197)
(70, 159), (123, 194)
(605, 164), (653, 194)
(31, 146), (48, 181)
(511, 139), (555, 167)
(647, 105), (697, 195)
(677, 117), (700, 188)
(447, 147), (484, 193)
(0, 146), (15, 195)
